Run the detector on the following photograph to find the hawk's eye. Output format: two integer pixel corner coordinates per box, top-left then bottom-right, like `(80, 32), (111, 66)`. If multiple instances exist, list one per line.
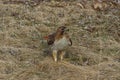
(61, 27), (66, 30)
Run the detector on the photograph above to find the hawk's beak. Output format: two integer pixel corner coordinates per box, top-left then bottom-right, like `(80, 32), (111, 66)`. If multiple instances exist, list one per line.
(64, 28), (69, 32)
(63, 28), (69, 34)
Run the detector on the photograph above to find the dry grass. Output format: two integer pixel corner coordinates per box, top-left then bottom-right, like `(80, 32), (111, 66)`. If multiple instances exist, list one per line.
(0, 0), (120, 80)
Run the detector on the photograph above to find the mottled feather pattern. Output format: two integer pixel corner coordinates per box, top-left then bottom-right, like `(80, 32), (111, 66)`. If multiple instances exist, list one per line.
(47, 33), (56, 45)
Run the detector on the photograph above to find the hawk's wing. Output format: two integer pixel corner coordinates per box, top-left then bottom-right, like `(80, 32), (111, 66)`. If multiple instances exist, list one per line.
(69, 38), (72, 46)
(44, 32), (56, 45)
(65, 34), (72, 46)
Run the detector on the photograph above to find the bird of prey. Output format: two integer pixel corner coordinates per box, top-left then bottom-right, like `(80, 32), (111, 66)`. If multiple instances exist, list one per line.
(44, 26), (72, 62)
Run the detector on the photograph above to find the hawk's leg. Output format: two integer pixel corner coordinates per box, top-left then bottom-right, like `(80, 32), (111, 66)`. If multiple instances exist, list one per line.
(52, 50), (57, 62)
(60, 51), (65, 61)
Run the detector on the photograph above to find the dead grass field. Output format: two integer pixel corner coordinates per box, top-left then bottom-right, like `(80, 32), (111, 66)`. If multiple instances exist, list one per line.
(0, 0), (120, 80)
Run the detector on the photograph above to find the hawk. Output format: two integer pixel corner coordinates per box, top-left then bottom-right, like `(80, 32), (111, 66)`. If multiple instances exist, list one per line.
(44, 26), (72, 62)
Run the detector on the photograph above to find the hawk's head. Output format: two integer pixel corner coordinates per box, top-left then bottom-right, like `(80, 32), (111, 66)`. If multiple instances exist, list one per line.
(57, 26), (69, 35)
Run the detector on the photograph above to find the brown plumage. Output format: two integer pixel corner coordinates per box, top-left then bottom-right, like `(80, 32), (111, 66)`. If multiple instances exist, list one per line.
(44, 26), (72, 62)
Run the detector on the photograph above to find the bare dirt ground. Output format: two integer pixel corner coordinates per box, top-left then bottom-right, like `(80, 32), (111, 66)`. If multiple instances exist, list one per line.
(0, 0), (120, 80)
